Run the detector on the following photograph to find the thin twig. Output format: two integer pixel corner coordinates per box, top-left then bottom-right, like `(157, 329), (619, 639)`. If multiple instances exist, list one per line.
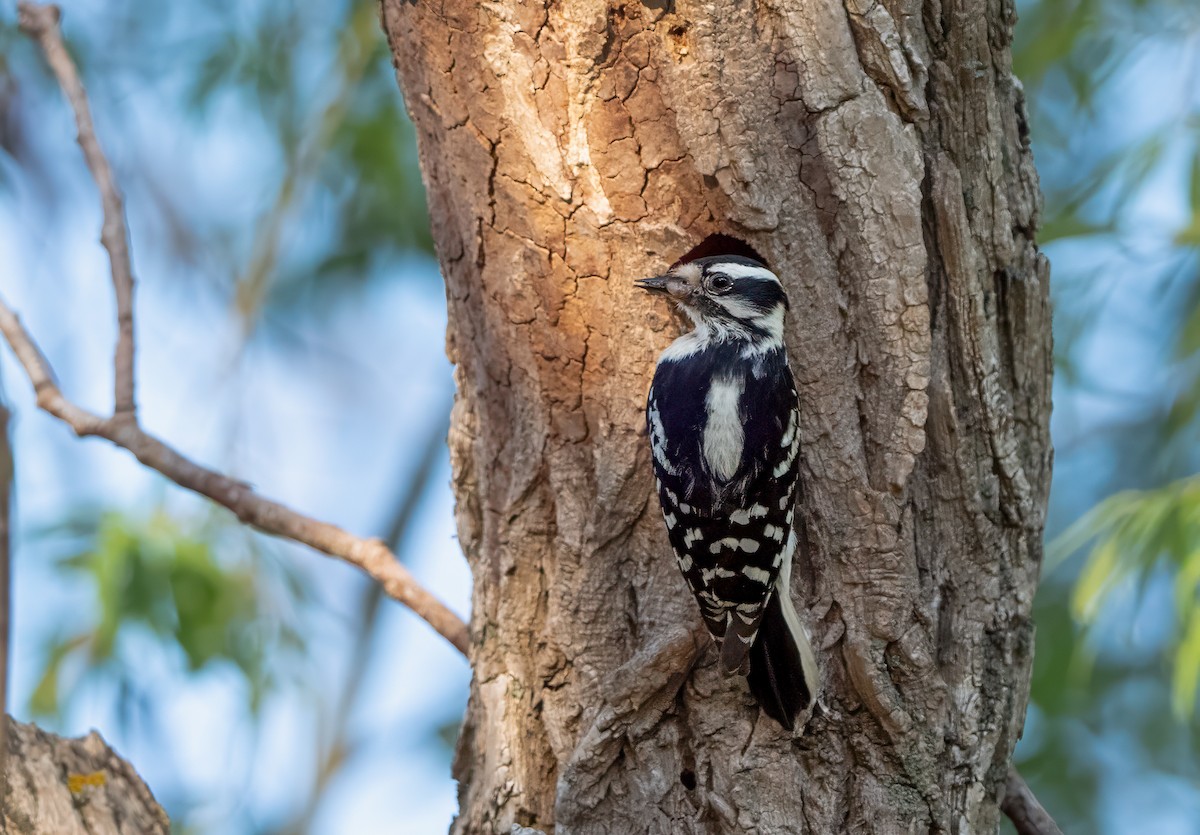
(1002, 767), (1064, 835)
(5, 1), (470, 656)
(18, 2), (137, 419)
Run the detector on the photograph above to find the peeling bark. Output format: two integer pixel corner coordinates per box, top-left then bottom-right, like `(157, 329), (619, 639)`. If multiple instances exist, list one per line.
(380, 0), (1050, 832)
(1, 717), (168, 834)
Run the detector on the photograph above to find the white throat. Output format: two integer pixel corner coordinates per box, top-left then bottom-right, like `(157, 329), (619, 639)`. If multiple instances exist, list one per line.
(657, 302), (786, 365)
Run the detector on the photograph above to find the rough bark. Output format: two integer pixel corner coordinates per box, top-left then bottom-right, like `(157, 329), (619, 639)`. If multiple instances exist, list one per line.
(380, 0), (1051, 832)
(1, 716), (168, 834)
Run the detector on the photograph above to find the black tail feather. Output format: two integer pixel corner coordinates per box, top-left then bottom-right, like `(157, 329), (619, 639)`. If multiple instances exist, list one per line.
(747, 592), (814, 732)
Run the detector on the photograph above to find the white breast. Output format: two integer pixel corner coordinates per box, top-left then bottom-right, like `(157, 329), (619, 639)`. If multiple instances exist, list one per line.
(702, 375), (745, 482)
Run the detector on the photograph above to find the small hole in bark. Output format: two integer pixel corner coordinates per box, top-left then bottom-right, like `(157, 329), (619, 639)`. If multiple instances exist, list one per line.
(680, 769), (697, 790)
(669, 233), (770, 271)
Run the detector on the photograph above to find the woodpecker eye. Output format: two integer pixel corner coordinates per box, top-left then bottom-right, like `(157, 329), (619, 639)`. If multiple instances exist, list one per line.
(708, 275), (733, 293)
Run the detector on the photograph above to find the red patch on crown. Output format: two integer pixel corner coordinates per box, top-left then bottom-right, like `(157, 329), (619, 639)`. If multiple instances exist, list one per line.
(670, 234), (769, 270)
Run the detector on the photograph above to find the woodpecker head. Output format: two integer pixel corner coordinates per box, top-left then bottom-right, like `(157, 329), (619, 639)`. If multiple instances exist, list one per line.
(636, 255), (789, 344)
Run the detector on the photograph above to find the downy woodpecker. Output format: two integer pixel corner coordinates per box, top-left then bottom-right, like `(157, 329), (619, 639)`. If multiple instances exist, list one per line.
(638, 254), (818, 731)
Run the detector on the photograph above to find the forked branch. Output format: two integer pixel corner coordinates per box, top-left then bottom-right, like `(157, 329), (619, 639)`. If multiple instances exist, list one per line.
(8, 1), (469, 656)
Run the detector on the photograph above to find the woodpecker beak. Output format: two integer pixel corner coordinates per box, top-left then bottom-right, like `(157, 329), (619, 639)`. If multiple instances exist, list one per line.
(635, 275), (671, 294)
(638, 268), (698, 301)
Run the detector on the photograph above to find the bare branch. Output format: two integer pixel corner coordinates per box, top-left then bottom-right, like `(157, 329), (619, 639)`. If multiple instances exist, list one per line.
(1002, 768), (1063, 835)
(0, 300), (470, 654)
(18, 2), (137, 419)
(9, 1), (469, 656)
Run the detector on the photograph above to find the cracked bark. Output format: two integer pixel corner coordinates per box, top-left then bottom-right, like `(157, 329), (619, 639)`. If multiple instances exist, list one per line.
(1, 716), (168, 834)
(380, 0), (1051, 832)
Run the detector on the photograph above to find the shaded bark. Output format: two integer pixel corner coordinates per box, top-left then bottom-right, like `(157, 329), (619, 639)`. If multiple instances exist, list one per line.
(381, 0), (1051, 832)
(1, 717), (168, 834)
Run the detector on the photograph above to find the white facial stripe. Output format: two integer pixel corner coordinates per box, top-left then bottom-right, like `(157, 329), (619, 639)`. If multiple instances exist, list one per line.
(714, 263), (781, 283)
(713, 296), (762, 321)
(756, 304), (785, 340)
(711, 289), (785, 345)
(738, 304), (786, 357)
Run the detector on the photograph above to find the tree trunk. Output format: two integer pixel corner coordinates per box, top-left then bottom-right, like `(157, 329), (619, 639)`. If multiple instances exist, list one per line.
(1, 717), (169, 834)
(380, 0), (1050, 832)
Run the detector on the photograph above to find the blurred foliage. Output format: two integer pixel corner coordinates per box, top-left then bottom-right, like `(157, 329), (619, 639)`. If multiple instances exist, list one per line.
(204, 0), (434, 321)
(2, 0), (449, 831)
(29, 510), (304, 719)
(1050, 478), (1200, 717)
(1015, 0), (1200, 829)
(1, 0), (433, 318)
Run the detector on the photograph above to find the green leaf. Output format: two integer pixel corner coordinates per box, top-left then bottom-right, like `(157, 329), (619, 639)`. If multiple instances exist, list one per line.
(1177, 548), (1200, 619)
(1057, 476), (1200, 724)
(1046, 489), (1138, 576)
(1172, 606), (1200, 719)
(1190, 144), (1200, 213)
(28, 634), (88, 717)
(37, 510), (294, 721)
(1071, 537), (1121, 623)
(1014, 0), (1100, 84)
(29, 647), (64, 717)
(1175, 215), (1200, 248)
(1039, 213), (1115, 244)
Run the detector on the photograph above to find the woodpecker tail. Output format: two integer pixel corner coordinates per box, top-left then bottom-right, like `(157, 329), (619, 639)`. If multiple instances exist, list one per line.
(747, 564), (819, 732)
